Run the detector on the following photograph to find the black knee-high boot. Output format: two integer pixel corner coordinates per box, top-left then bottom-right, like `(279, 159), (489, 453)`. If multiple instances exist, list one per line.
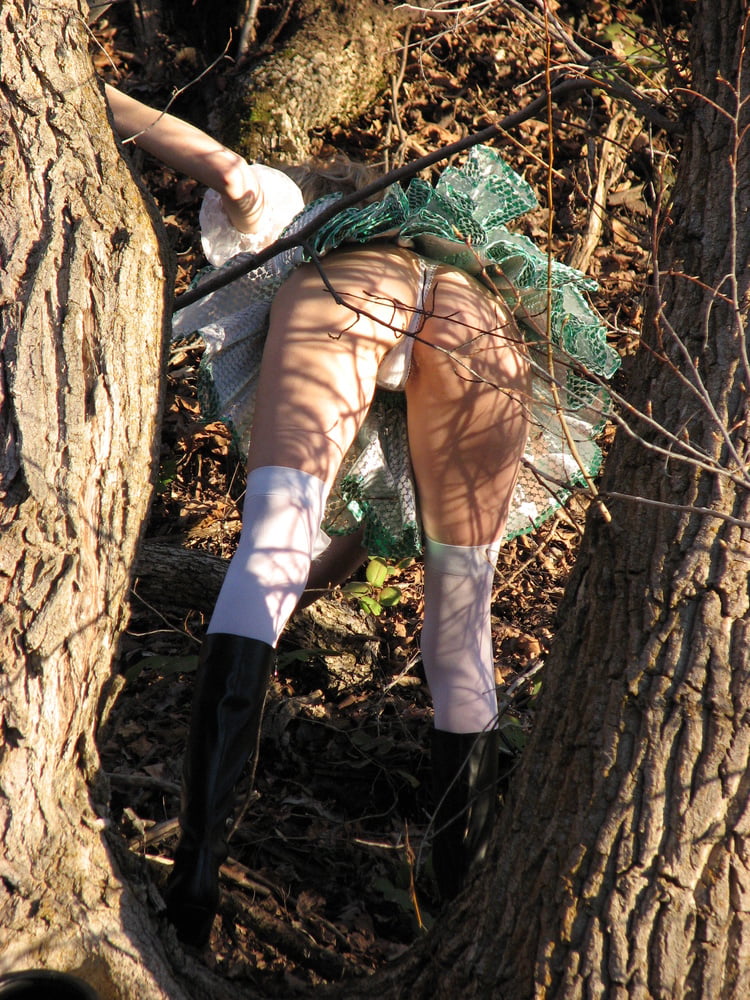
(164, 633), (275, 947)
(431, 728), (499, 901)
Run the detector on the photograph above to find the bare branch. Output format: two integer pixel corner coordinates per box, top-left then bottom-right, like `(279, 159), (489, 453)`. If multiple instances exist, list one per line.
(173, 67), (679, 312)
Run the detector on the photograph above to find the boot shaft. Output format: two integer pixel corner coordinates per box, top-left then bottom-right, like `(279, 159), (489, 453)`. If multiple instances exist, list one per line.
(431, 728), (500, 901)
(181, 633), (276, 843)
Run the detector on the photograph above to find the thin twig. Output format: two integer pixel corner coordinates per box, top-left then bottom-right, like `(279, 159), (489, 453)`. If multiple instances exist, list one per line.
(601, 492), (750, 529)
(117, 41), (233, 146)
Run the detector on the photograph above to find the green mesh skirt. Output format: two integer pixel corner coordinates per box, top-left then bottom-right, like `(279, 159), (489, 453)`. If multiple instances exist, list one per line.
(172, 145), (621, 559)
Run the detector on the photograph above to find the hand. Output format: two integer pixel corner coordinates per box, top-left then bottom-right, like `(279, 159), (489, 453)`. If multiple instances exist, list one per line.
(218, 158), (267, 234)
(199, 163), (305, 265)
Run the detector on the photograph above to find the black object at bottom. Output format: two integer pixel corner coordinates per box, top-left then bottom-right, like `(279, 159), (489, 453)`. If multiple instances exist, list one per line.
(0, 970), (99, 999)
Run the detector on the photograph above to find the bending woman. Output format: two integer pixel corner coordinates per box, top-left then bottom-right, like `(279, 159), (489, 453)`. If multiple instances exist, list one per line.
(108, 85), (619, 948)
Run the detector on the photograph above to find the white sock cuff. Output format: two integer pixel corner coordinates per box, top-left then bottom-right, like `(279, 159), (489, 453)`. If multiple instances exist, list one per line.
(246, 465), (328, 506)
(424, 536), (500, 576)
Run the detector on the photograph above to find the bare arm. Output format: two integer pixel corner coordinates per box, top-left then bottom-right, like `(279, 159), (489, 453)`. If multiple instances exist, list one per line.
(105, 84), (264, 233)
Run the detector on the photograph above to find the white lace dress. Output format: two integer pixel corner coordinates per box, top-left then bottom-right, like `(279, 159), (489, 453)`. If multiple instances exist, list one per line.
(173, 147), (621, 557)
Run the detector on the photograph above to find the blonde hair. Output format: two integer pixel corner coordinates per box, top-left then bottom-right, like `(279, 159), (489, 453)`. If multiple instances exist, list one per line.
(284, 152), (383, 204)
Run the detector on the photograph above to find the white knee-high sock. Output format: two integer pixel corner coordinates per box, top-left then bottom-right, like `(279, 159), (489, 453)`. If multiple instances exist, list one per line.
(421, 536), (500, 734)
(207, 466), (327, 647)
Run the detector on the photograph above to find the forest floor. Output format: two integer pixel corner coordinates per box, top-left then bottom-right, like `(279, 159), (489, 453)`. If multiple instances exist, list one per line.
(91, 2), (681, 994)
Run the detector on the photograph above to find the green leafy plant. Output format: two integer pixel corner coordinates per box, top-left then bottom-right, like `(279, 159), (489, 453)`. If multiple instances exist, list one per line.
(342, 556), (410, 616)
(156, 456), (179, 494)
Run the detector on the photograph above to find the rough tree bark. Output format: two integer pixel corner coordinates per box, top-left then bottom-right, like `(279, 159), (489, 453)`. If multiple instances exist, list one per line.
(133, 540), (382, 665)
(210, 0), (406, 162)
(0, 3), (225, 997)
(331, 3), (750, 997)
(99, 0), (404, 159)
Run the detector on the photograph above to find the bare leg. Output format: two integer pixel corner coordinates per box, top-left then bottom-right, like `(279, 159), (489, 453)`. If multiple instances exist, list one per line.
(208, 245), (424, 641)
(405, 269), (530, 900)
(406, 268), (530, 547)
(405, 267), (530, 727)
(248, 245), (424, 486)
(298, 528), (367, 610)
(167, 247), (425, 945)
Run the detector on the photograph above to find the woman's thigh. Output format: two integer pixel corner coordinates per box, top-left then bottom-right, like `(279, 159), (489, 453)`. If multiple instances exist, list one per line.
(406, 267), (530, 545)
(247, 245), (424, 482)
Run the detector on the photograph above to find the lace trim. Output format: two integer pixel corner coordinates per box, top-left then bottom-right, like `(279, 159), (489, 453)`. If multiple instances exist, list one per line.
(199, 164), (305, 266)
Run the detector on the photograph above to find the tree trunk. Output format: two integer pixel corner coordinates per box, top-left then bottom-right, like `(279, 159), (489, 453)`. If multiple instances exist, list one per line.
(489, 9), (750, 992)
(125, 0), (247, 77)
(0, 3), (218, 996)
(134, 540), (229, 615)
(211, 0), (406, 162)
(319, 4), (750, 998)
(492, 29), (750, 989)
